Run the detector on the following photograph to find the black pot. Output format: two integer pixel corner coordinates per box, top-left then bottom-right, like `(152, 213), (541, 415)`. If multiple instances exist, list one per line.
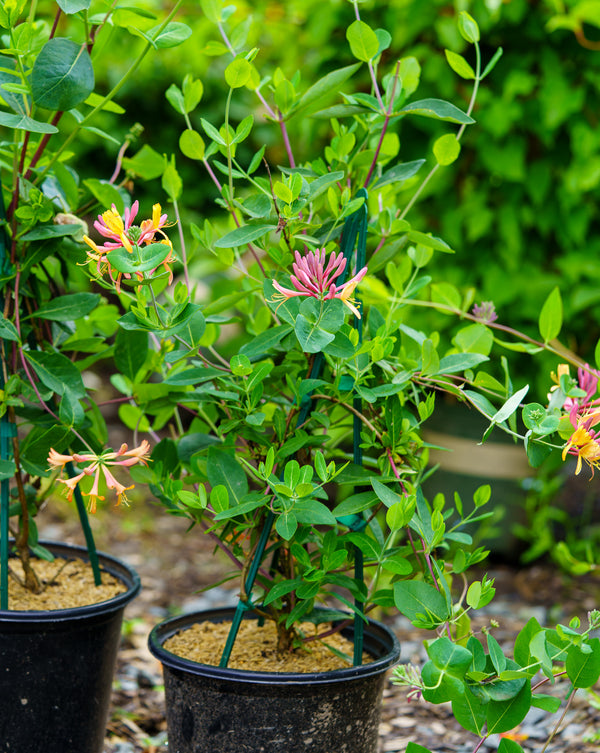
(0, 541), (141, 753)
(148, 607), (400, 753)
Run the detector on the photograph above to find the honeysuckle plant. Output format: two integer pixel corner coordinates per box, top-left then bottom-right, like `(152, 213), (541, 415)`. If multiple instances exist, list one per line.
(0, 0), (190, 594)
(1, 1), (599, 752)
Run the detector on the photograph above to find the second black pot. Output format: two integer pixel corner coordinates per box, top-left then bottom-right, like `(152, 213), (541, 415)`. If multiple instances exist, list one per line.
(0, 541), (141, 753)
(149, 607), (401, 753)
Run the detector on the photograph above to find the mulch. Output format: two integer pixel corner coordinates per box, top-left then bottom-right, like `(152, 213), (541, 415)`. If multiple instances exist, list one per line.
(34, 501), (600, 753)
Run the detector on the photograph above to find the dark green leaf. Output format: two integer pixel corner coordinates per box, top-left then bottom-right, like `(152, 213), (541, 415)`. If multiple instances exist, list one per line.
(206, 447), (248, 506)
(31, 38), (94, 111)
(215, 224), (276, 248)
(34, 293), (100, 322)
(114, 328), (148, 381)
(25, 351), (85, 398)
(400, 98), (475, 124)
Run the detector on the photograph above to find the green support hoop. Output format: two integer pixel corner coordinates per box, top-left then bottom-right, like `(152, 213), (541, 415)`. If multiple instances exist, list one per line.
(219, 189), (370, 668)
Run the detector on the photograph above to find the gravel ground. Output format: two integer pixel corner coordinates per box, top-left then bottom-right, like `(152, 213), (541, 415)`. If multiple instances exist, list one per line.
(39, 501), (600, 753)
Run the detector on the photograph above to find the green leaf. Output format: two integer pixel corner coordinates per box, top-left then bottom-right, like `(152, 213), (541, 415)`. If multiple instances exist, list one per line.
(206, 447), (249, 507)
(493, 385), (529, 424)
(114, 328), (148, 381)
(451, 686), (486, 736)
(530, 694), (561, 714)
(239, 325), (293, 359)
(458, 11), (480, 43)
(437, 353), (488, 374)
(57, 0), (91, 12)
(393, 580), (450, 626)
(371, 159), (425, 189)
(106, 243), (171, 274)
(34, 293), (100, 322)
(400, 98), (475, 124)
(179, 128), (205, 160)
(148, 22), (192, 49)
(0, 316), (20, 343)
(25, 351), (85, 398)
(291, 63), (360, 119)
(294, 297), (345, 354)
(83, 179), (124, 214)
(215, 224), (276, 248)
(486, 680), (532, 734)
(0, 112), (59, 134)
(31, 38), (94, 111)
(482, 48), (504, 79)
(433, 133), (461, 166)
(539, 286), (563, 342)
(162, 155), (182, 201)
(0, 459), (16, 481)
(406, 745), (433, 753)
(488, 634), (507, 674)
(122, 145), (166, 180)
(346, 20), (380, 63)
(566, 639), (600, 688)
(445, 49), (476, 79)
(276, 511), (298, 539)
(225, 57), (252, 88)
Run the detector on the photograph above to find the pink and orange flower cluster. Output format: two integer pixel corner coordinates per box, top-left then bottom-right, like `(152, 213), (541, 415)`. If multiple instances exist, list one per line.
(556, 365), (600, 476)
(83, 201), (174, 291)
(272, 248), (368, 319)
(47, 441), (151, 513)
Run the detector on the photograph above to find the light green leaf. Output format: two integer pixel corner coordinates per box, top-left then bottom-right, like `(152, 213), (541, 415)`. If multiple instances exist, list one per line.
(57, 0), (91, 13)
(83, 179), (124, 213)
(492, 385), (530, 424)
(0, 316), (20, 343)
(225, 57), (252, 89)
(433, 133), (461, 166)
(346, 19), (380, 63)
(539, 286), (563, 342)
(179, 129), (205, 160)
(445, 49), (476, 79)
(148, 22), (192, 49)
(0, 112), (59, 133)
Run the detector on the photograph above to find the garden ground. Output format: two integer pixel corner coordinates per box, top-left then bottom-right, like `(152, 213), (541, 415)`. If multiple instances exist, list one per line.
(42, 498), (600, 753)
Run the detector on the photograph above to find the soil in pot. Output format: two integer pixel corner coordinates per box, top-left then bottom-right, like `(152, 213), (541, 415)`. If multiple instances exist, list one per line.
(163, 617), (372, 673)
(7, 556), (126, 610)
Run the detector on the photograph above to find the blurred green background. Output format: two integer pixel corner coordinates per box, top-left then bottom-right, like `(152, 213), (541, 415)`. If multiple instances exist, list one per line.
(34, 0), (600, 562)
(42, 0), (600, 371)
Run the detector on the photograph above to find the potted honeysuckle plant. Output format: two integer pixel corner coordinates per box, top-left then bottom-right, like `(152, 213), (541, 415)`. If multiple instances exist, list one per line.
(2, 1), (599, 753)
(0, 1), (192, 751)
(120, 4), (596, 752)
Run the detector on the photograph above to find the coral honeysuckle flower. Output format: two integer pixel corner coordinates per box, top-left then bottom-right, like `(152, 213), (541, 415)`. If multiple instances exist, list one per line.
(83, 201), (174, 291)
(271, 248), (368, 318)
(562, 412), (600, 477)
(47, 441), (151, 513)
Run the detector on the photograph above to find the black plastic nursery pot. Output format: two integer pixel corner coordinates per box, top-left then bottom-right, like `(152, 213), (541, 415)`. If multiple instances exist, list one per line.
(0, 541), (141, 753)
(148, 607), (401, 753)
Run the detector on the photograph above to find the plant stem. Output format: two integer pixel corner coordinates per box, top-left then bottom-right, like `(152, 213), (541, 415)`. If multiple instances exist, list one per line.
(364, 61), (401, 188)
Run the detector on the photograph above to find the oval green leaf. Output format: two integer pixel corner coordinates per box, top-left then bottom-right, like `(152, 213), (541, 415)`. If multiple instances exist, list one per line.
(31, 38), (94, 111)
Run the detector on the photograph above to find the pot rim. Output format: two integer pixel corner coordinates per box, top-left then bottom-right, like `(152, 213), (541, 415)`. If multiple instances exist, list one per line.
(0, 540), (141, 622)
(148, 606), (401, 686)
